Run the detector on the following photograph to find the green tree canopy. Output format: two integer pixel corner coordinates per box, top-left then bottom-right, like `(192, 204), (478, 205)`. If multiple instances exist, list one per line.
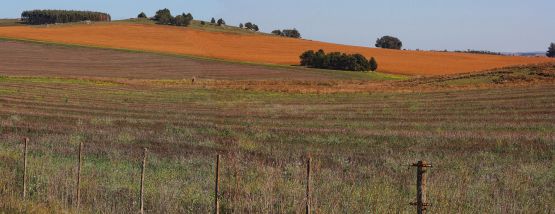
(375, 36), (403, 50)
(271, 30), (282, 36)
(174, 13), (193, 27)
(369, 57), (378, 71)
(137, 12), (147, 19)
(547, 43), (555, 58)
(217, 18), (225, 26)
(154, 8), (173, 25)
(299, 49), (374, 72)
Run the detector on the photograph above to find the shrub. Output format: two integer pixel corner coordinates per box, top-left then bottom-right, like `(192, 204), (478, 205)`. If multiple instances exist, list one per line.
(300, 50), (315, 66)
(243, 22), (259, 31)
(271, 30), (282, 36)
(21, 10), (111, 25)
(174, 13), (193, 27)
(369, 57), (378, 71)
(299, 50), (374, 72)
(137, 12), (147, 19)
(239, 23), (243, 28)
(200, 21), (206, 25)
(375, 36), (402, 50)
(547, 43), (555, 58)
(154, 8), (173, 25)
(211, 17), (216, 24)
(217, 18), (225, 26)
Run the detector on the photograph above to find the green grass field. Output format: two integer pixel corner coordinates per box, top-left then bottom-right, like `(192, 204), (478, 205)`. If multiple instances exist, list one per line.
(0, 71), (553, 213)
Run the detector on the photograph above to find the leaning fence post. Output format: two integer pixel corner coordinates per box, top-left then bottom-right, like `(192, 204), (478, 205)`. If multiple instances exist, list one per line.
(76, 142), (84, 210)
(410, 161), (432, 214)
(214, 154), (220, 214)
(305, 156), (312, 214)
(22, 137), (29, 199)
(140, 148), (147, 214)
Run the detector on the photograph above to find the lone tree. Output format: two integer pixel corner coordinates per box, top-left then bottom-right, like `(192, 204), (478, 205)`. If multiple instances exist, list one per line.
(375, 36), (403, 50)
(547, 43), (555, 58)
(154, 8), (173, 25)
(211, 17), (216, 24)
(369, 57), (378, 71)
(239, 23), (243, 28)
(217, 18), (225, 26)
(137, 12), (147, 19)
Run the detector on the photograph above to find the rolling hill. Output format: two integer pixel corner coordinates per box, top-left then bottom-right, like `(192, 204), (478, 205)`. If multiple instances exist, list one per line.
(0, 22), (553, 75)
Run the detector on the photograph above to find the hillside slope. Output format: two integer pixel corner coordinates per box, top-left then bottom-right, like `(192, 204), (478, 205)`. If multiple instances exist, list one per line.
(0, 23), (553, 75)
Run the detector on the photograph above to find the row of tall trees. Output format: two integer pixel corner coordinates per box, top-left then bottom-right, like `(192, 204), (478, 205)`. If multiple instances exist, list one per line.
(151, 9), (193, 27)
(300, 50), (377, 72)
(21, 10), (111, 25)
(272, 29), (301, 38)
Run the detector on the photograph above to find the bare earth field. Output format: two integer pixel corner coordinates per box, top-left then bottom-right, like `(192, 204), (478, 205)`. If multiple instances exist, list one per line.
(1, 23), (553, 75)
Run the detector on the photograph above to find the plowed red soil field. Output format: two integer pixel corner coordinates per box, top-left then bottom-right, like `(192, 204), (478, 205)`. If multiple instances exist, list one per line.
(0, 23), (553, 75)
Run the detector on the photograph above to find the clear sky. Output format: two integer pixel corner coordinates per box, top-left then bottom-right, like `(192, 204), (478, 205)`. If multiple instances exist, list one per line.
(2, 0), (554, 52)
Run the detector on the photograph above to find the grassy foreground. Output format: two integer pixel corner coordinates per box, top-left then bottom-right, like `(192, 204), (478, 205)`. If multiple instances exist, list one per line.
(0, 75), (553, 213)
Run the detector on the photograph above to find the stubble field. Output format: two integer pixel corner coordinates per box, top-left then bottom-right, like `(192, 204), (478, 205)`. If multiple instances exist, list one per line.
(0, 72), (554, 213)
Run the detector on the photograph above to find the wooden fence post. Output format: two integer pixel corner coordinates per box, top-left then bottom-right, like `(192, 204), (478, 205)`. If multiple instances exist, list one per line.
(76, 142), (83, 210)
(140, 148), (147, 214)
(410, 161), (432, 214)
(22, 137), (29, 199)
(306, 156), (311, 214)
(214, 154), (220, 214)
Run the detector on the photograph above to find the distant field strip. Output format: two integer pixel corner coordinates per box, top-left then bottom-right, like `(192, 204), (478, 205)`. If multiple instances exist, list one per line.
(1, 23), (553, 75)
(0, 76), (554, 212)
(0, 41), (377, 81)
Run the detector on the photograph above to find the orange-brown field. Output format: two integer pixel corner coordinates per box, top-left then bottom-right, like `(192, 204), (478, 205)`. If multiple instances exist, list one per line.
(0, 23), (553, 75)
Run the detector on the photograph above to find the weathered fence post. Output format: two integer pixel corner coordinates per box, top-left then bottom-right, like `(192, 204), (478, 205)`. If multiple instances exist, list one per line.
(76, 142), (83, 210)
(410, 161), (432, 214)
(214, 154), (220, 214)
(140, 148), (147, 214)
(22, 137), (29, 199)
(306, 156), (311, 214)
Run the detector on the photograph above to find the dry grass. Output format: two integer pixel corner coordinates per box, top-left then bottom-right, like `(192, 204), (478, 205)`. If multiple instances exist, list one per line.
(0, 23), (553, 75)
(0, 68), (554, 213)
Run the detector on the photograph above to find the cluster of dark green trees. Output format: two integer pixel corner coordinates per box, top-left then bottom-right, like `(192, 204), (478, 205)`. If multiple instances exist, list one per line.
(375, 36), (402, 50)
(272, 29), (301, 38)
(150, 9), (193, 26)
(21, 10), (111, 25)
(547, 43), (555, 58)
(300, 50), (378, 72)
(240, 22), (259, 31)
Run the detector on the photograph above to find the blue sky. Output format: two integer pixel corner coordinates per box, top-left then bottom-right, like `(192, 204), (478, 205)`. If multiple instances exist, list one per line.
(2, 0), (554, 52)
